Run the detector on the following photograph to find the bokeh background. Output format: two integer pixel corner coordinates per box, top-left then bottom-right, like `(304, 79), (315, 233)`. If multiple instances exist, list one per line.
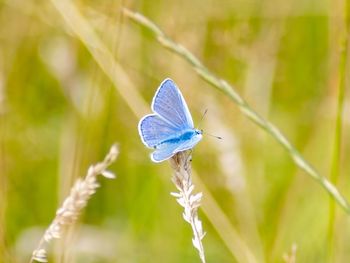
(1, 0), (350, 262)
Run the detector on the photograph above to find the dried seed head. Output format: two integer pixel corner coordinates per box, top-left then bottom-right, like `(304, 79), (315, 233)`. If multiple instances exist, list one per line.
(30, 144), (119, 263)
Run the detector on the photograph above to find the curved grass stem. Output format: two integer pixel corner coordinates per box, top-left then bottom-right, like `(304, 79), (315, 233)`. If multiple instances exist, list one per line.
(123, 8), (350, 214)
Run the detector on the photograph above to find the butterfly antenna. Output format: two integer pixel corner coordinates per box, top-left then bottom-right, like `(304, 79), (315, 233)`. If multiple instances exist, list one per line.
(197, 109), (208, 130)
(202, 131), (223, 140)
(197, 109), (223, 140)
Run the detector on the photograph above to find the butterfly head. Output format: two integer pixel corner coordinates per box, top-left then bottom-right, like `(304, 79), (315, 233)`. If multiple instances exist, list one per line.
(195, 129), (203, 135)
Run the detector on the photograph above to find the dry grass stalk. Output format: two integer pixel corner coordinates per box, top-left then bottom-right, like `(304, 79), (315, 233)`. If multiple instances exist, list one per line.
(282, 243), (297, 263)
(169, 151), (206, 263)
(30, 144), (119, 263)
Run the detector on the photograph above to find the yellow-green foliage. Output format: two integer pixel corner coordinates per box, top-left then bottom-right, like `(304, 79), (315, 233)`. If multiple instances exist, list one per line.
(1, 0), (350, 262)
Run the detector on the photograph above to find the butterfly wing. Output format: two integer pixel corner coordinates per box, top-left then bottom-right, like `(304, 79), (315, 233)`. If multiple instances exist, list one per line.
(151, 142), (180, 162)
(152, 78), (194, 130)
(151, 132), (202, 162)
(138, 114), (179, 148)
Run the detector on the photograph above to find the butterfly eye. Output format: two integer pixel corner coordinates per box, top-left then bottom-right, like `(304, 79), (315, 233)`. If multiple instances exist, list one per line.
(195, 129), (203, 135)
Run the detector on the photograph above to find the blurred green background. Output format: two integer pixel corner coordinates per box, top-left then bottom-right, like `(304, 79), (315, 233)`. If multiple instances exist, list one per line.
(1, 0), (350, 262)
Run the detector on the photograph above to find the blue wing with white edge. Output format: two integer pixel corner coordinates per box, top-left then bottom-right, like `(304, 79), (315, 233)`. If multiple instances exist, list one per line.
(151, 142), (180, 162)
(138, 114), (179, 148)
(151, 132), (202, 162)
(152, 79), (194, 129)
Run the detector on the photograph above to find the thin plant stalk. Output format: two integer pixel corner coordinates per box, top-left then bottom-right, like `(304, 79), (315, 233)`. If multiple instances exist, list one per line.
(169, 152), (206, 263)
(123, 8), (350, 214)
(327, 0), (350, 259)
(50, 0), (149, 118)
(30, 144), (119, 263)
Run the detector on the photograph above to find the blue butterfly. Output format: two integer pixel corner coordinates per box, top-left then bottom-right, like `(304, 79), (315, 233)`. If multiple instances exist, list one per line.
(138, 78), (203, 162)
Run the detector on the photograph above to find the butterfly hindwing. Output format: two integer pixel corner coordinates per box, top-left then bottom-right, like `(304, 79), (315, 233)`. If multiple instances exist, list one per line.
(151, 142), (180, 162)
(138, 114), (180, 148)
(152, 79), (194, 129)
(151, 132), (202, 162)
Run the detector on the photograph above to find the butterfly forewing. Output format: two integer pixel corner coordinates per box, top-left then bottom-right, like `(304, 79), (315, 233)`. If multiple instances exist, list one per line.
(139, 114), (180, 148)
(152, 79), (194, 129)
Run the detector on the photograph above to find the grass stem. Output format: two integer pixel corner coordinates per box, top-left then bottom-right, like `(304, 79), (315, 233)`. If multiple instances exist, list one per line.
(123, 8), (350, 214)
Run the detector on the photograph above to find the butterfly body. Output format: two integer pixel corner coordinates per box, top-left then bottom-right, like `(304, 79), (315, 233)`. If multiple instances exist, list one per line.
(158, 129), (201, 146)
(138, 78), (202, 162)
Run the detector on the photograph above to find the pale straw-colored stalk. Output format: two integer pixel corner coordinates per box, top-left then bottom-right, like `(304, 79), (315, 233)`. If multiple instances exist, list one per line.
(169, 151), (206, 263)
(30, 144), (119, 263)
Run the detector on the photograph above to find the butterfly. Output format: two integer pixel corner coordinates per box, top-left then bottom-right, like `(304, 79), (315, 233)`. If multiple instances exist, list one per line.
(138, 78), (203, 162)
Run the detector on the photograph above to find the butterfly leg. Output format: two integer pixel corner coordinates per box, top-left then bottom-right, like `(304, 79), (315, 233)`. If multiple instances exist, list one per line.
(181, 150), (192, 171)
